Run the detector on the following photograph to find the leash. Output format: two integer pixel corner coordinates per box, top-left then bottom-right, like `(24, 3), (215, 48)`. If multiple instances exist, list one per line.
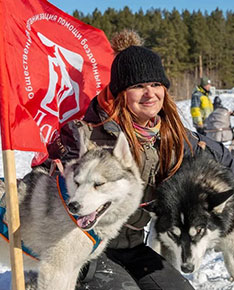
(139, 199), (156, 208)
(125, 199), (156, 231)
(57, 174), (102, 253)
(49, 159), (65, 176)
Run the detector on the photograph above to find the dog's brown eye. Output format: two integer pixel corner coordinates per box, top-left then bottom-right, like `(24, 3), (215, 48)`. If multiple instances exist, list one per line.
(196, 226), (204, 235)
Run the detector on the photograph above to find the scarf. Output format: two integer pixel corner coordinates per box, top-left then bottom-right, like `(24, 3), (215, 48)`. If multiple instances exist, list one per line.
(133, 117), (161, 145)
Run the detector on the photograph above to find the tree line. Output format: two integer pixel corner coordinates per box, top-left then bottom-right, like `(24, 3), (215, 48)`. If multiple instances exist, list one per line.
(72, 7), (234, 100)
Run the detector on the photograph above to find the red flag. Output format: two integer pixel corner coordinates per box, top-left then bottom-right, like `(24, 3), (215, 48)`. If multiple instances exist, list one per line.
(0, 0), (113, 160)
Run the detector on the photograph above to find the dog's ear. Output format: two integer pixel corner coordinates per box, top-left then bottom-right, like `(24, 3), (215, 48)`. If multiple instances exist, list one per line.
(113, 132), (133, 168)
(78, 127), (96, 157)
(201, 189), (234, 213)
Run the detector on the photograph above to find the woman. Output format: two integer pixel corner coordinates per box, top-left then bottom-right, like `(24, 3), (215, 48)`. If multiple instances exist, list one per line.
(47, 31), (234, 290)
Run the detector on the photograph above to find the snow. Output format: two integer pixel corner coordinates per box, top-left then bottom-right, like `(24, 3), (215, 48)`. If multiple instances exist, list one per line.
(1, 94), (234, 289)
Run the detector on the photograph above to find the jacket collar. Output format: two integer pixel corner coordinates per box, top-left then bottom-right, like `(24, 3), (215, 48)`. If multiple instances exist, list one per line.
(83, 96), (121, 138)
(198, 85), (210, 95)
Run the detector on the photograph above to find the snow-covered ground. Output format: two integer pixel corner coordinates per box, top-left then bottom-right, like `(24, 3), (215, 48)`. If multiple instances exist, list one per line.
(1, 94), (234, 289)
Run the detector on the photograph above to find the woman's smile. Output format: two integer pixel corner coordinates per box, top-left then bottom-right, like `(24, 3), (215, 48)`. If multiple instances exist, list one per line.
(140, 100), (157, 106)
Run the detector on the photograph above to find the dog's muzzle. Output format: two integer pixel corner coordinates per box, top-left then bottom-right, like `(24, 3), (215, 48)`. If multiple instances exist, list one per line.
(181, 263), (195, 273)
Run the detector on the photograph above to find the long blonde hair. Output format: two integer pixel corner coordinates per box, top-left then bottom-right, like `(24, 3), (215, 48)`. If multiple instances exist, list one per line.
(105, 86), (192, 180)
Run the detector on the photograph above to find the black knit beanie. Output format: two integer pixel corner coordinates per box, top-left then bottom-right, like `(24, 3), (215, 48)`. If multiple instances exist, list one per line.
(109, 45), (170, 97)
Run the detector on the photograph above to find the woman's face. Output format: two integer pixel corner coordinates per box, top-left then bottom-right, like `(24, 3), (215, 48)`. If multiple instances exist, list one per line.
(126, 82), (165, 126)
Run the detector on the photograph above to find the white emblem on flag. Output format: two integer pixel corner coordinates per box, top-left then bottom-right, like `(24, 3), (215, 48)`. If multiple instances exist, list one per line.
(37, 32), (84, 123)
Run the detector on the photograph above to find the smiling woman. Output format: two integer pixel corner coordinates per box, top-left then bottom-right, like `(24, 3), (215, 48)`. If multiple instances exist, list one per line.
(126, 82), (165, 126)
(97, 38), (190, 172)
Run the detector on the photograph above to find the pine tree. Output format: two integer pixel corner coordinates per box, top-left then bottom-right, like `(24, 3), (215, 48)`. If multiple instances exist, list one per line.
(70, 6), (234, 98)
(189, 11), (211, 81)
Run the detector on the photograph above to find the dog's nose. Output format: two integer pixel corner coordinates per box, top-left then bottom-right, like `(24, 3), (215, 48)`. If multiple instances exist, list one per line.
(181, 263), (194, 273)
(68, 201), (80, 214)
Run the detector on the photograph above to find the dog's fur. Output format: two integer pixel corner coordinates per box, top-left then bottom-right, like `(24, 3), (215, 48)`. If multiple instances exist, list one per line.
(147, 151), (234, 278)
(0, 131), (144, 290)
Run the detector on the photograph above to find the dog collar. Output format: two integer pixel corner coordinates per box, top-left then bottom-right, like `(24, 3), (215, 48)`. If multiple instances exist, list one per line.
(57, 174), (102, 253)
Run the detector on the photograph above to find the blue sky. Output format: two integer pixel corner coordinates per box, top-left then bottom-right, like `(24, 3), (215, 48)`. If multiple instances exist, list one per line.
(49, 0), (233, 15)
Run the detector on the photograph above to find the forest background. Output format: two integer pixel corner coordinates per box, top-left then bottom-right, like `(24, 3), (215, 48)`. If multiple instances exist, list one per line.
(72, 7), (234, 100)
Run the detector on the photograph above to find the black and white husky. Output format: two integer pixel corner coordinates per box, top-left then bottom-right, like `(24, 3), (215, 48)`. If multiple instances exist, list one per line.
(0, 131), (144, 290)
(147, 151), (234, 279)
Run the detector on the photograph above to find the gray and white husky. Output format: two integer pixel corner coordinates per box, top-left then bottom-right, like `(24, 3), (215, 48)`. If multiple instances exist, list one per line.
(0, 131), (144, 290)
(147, 151), (234, 279)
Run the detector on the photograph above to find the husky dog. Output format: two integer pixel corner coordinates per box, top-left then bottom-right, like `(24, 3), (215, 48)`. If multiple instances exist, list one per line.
(0, 131), (144, 290)
(147, 151), (234, 278)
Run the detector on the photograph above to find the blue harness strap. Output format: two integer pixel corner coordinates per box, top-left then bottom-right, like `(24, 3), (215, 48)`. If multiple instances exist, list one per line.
(57, 174), (102, 253)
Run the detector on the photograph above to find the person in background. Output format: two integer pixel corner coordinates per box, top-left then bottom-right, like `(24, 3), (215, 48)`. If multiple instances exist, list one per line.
(204, 96), (234, 143)
(46, 30), (234, 290)
(190, 76), (213, 134)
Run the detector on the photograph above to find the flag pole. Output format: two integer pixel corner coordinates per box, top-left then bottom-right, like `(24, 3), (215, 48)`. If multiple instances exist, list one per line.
(0, 2), (25, 286)
(2, 150), (25, 290)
